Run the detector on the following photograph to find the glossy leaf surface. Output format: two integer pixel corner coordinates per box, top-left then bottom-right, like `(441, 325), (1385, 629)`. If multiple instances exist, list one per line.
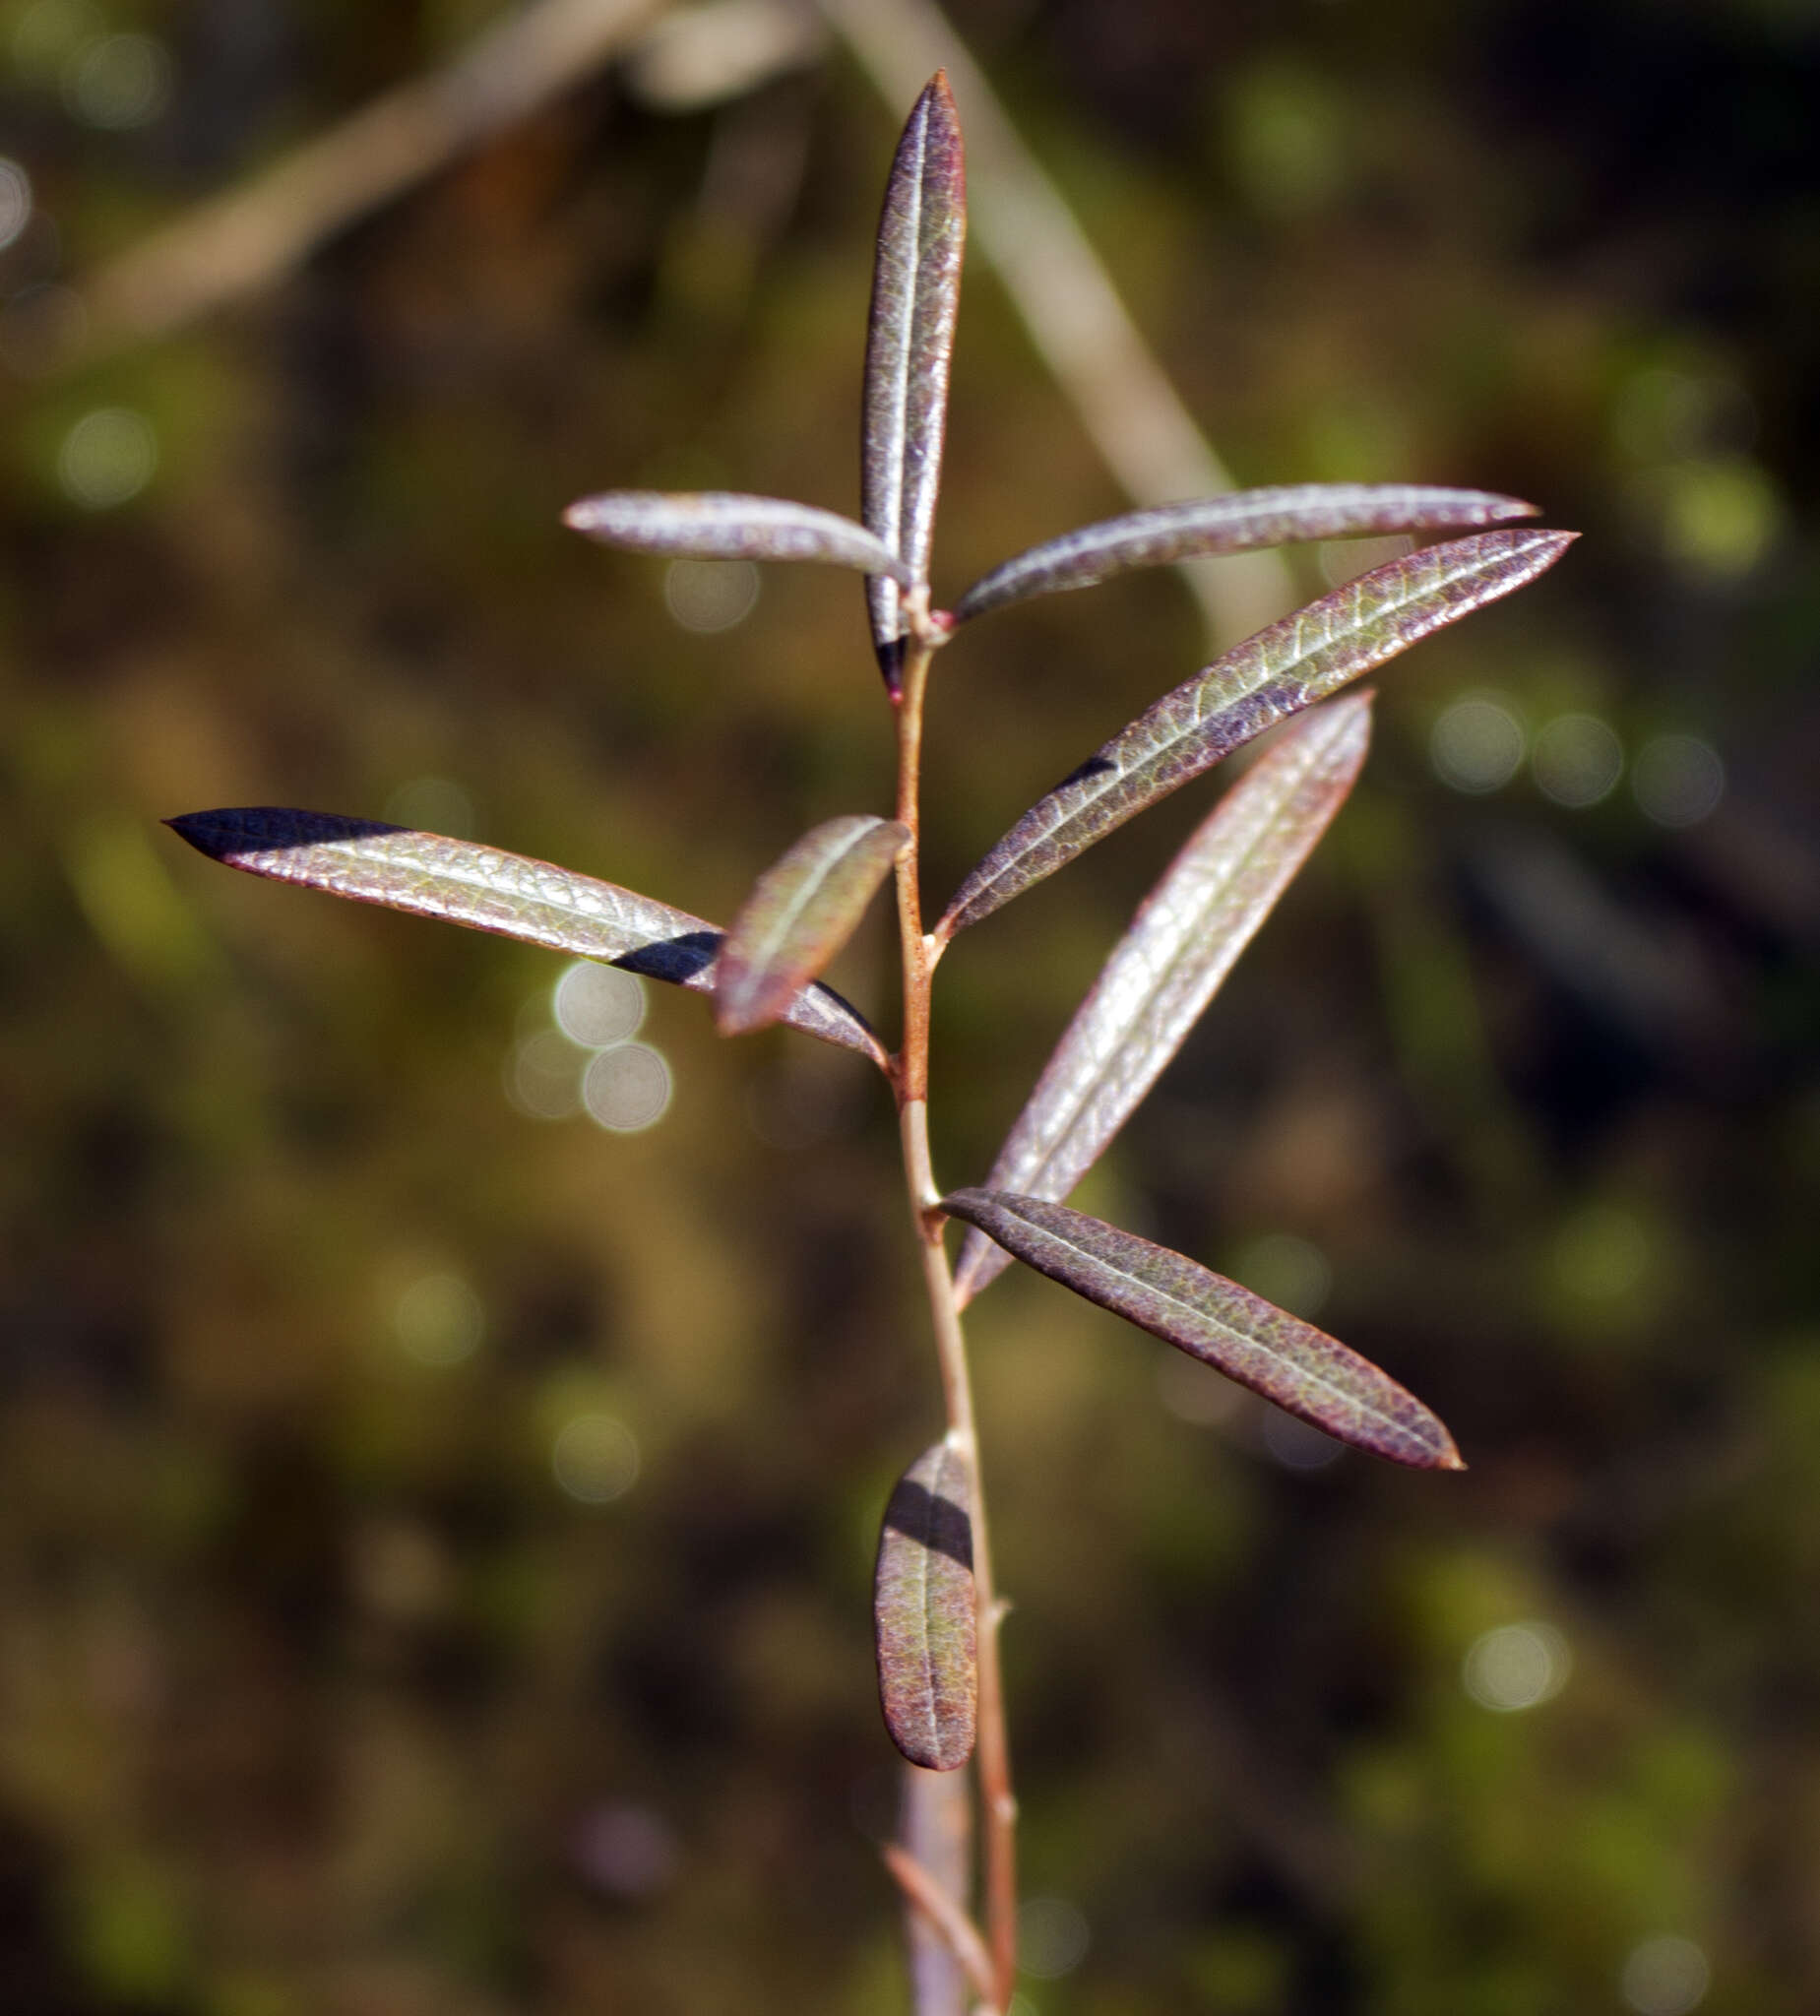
(167, 809), (887, 1068)
(938, 528), (1573, 939)
(715, 815), (910, 1036)
(562, 490), (912, 581)
(950, 483), (1536, 624)
(941, 1190), (1462, 1470)
(861, 70), (966, 687)
(953, 695), (1372, 1306)
(874, 1438), (977, 1773)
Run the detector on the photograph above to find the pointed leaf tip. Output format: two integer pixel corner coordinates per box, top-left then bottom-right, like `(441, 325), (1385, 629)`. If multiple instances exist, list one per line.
(714, 815), (909, 1037)
(875, 1439), (977, 1772)
(938, 527), (1574, 940)
(166, 807), (889, 1069)
(861, 72), (967, 684)
(952, 694), (1374, 1305)
(942, 1189), (1462, 1471)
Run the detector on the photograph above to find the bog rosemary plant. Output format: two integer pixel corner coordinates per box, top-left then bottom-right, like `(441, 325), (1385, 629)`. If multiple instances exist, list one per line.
(169, 74), (1573, 2014)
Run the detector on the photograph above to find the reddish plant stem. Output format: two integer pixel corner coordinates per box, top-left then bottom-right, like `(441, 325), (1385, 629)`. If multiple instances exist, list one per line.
(892, 631), (1020, 2011)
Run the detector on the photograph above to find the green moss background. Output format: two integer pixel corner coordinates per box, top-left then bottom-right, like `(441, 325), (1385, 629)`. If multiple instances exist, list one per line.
(2, 2), (1816, 2010)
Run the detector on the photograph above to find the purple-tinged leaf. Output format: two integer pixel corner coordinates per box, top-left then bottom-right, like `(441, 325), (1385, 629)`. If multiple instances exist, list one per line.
(941, 1190), (1462, 1471)
(875, 1438), (977, 1773)
(715, 814), (910, 1036)
(165, 809), (887, 1069)
(949, 483), (1537, 625)
(862, 71), (966, 688)
(953, 696), (1372, 1307)
(562, 490), (912, 583)
(937, 528), (1574, 940)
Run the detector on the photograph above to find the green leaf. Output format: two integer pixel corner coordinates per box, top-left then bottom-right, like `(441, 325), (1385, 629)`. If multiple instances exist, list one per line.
(165, 809), (888, 1069)
(950, 483), (1537, 624)
(940, 1189), (1463, 1471)
(937, 528), (1575, 940)
(874, 1438), (977, 1773)
(714, 815), (910, 1036)
(953, 695), (1372, 1306)
(862, 70), (966, 689)
(563, 490), (912, 582)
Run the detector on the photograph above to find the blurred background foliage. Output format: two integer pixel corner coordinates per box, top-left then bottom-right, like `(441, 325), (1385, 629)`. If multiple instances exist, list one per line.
(2, 0), (1817, 2010)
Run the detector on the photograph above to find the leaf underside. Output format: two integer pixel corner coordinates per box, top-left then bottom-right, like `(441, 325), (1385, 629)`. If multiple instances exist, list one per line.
(715, 814), (910, 1036)
(165, 809), (888, 1069)
(941, 1189), (1463, 1471)
(874, 1439), (978, 1772)
(952, 694), (1373, 1306)
(562, 490), (912, 583)
(950, 482), (1538, 625)
(937, 528), (1575, 940)
(862, 70), (966, 688)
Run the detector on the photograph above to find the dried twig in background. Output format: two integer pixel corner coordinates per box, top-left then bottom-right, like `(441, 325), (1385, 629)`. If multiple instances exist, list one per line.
(80, 0), (670, 357)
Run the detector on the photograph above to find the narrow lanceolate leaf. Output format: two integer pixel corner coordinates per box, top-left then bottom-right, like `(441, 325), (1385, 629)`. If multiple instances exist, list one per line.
(166, 809), (887, 1069)
(942, 1191), (1462, 1471)
(862, 71), (966, 688)
(938, 529), (1574, 939)
(875, 1439), (977, 1772)
(715, 815), (910, 1036)
(949, 483), (1537, 625)
(953, 696), (1372, 1307)
(562, 491), (913, 583)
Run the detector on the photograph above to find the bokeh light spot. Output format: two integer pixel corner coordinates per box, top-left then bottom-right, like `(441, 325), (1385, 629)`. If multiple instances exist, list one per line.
(1658, 457), (1778, 576)
(1612, 365), (1754, 464)
(506, 1030), (584, 1120)
(1261, 1409), (1345, 1472)
(582, 1041), (671, 1132)
(58, 406), (157, 508)
(0, 158), (31, 252)
(1225, 60), (1344, 219)
(393, 1272), (483, 1368)
(1156, 1351), (1245, 1427)
(552, 1414), (640, 1504)
(664, 556), (759, 632)
(1633, 733), (1725, 829)
(65, 32), (171, 128)
(1431, 692), (1527, 794)
(554, 960), (647, 1047)
(1018, 1896), (1091, 1981)
(572, 1802), (680, 1899)
(1622, 1934), (1711, 2016)
(1550, 1200), (1653, 1314)
(1231, 1230), (1331, 1318)
(1462, 1620), (1571, 1711)
(1533, 713), (1623, 808)
(383, 775), (475, 838)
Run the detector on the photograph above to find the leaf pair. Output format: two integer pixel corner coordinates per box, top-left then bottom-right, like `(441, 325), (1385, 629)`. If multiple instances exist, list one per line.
(936, 526), (1574, 940)
(163, 809), (892, 1069)
(951, 692), (1374, 1304)
(562, 73), (969, 694)
(938, 694), (1457, 1474)
(566, 72), (1553, 713)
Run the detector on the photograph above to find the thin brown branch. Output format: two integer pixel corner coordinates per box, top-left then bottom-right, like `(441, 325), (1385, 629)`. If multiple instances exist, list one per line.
(882, 1841), (999, 2009)
(818, 0), (1295, 651)
(78, 0), (670, 359)
(893, 627), (1019, 2008)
